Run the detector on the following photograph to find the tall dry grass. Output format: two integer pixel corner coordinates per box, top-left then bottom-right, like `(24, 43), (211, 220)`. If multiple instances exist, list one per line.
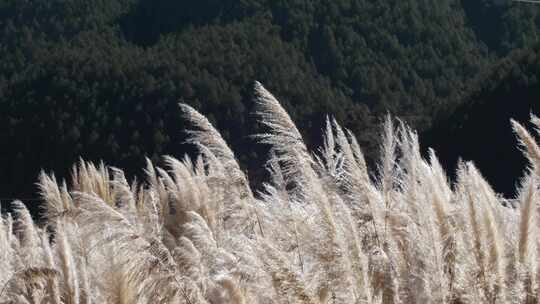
(1, 82), (539, 303)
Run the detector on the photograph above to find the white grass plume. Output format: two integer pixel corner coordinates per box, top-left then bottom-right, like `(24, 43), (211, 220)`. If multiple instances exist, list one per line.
(4, 84), (540, 304)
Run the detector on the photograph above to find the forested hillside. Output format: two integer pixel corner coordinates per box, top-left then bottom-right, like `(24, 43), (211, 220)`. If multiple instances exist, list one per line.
(424, 44), (540, 196)
(1, 0), (540, 200)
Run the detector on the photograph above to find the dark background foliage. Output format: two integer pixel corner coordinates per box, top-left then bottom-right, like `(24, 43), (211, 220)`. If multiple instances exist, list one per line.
(1, 0), (540, 214)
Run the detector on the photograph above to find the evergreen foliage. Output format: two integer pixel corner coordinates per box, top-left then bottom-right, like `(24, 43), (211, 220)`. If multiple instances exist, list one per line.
(2, 0), (540, 199)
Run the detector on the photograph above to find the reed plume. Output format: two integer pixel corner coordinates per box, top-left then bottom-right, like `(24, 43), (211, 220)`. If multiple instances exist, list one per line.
(1, 82), (540, 304)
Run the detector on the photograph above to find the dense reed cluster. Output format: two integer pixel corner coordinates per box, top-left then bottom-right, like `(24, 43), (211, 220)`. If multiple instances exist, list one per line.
(1, 83), (540, 303)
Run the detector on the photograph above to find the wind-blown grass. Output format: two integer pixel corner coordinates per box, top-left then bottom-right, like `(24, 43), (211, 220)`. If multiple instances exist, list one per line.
(1, 82), (539, 303)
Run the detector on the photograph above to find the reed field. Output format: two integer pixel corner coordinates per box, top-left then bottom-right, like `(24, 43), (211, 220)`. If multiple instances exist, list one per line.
(2, 83), (540, 303)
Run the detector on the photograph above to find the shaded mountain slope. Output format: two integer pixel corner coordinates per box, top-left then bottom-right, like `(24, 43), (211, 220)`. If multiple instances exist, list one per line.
(2, 0), (540, 200)
(423, 46), (540, 196)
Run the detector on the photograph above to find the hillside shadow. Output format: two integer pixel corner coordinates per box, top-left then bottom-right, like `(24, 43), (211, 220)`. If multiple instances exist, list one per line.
(422, 65), (540, 197)
(118, 0), (262, 46)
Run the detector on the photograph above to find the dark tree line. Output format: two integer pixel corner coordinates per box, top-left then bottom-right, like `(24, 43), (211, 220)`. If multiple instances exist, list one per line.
(1, 0), (540, 204)
(424, 45), (540, 196)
